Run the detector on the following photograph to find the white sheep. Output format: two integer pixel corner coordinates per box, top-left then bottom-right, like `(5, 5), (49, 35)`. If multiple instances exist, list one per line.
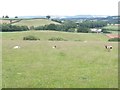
(104, 45), (112, 52)
(52, 45), (56, 48)
(13, 45), (20, 49)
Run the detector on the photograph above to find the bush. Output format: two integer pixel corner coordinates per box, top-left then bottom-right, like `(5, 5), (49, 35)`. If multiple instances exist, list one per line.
(68, 28), (76, 32)
(48, 37), (67, 41)
(102, 29), (111, 33)
(108, 38), (120, 42)
(30, 26), (34, 30)
(2, 24), (29, 32)
(23, 35), (40, 40)
(77, 27), (90, 33)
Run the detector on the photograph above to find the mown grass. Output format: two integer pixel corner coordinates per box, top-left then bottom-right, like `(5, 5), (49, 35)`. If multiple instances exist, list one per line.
(2, 31), (118, 88)
(12, 19), (60, 27)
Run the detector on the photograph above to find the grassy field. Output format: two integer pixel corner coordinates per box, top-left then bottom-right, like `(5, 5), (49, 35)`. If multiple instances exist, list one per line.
(2, 30), (108, 41)
(0, 19), (20, 24)
(2, 31), (118, 88)
(12, 19), (60, 27)
(0, 32), (2, 89)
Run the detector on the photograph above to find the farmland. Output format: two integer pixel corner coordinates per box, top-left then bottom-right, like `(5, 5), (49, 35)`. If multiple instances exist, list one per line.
(2, 31), (118, 88)
(12, 19), (60, 27)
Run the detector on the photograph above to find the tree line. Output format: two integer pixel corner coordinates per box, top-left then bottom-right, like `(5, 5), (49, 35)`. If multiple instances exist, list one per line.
(1, 20), (107, 33)
(1, 24), (29, 32)
(34, 20), (107, 33)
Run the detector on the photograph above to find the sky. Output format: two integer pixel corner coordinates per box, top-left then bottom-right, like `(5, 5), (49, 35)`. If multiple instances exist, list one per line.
(0, 0), (119, 17)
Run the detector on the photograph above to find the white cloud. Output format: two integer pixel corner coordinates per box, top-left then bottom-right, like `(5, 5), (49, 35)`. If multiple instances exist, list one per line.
(0, 0), (119, 17)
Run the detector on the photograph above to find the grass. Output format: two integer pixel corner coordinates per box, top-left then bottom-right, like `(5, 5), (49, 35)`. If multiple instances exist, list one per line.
(2, 31), (118, 88)
(2, 30), (108, 41)
(0, 19), (21, 24)
(12, 19), (60, 27)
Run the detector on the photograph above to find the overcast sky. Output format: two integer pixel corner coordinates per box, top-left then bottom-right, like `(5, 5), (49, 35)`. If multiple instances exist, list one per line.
(0, 0), (119, 17)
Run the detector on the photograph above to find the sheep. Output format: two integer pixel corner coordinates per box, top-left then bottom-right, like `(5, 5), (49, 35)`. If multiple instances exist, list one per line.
(52, 45), (56, 48)
(13, 45), (20, 49)
(104, 45), (112, 52)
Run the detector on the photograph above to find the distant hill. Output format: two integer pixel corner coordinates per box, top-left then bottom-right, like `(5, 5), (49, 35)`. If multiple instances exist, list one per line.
(12, 18), (61, 27)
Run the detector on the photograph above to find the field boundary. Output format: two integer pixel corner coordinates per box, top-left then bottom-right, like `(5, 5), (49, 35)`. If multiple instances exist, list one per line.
(106, 34), (120, 38)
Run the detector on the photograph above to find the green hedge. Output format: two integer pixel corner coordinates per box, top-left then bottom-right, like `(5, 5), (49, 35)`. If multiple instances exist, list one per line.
(108, 38), (120, 42)
(2, 24), (29, 32)
(23, 35), (40, 40)
(48, 37), (67, 41)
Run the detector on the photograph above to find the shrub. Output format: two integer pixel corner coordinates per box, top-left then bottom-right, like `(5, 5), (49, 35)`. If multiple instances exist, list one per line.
(2, 24), (29, 32)
(48, 37), (67, 41)
(108, 38), (120, 42)
(23, 35), (40, 40)
(68, 28), (76, 32)
(77, 27), (90, 33)
(102, 29), (111, 33)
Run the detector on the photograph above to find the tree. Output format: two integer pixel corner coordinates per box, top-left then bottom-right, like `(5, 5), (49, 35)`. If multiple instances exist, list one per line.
(46, 24), (57, 30)
(15, 16), (18, 18)
(77, 27), (90, 33)
(2, 16), (4, 18)
(46, 15), (51, 19)
(5, 15), (9, 18)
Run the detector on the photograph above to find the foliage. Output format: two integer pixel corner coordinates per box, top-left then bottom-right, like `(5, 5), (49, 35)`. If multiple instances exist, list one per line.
(5, 15), (9, 18)
(51, 19), (62, 23)
(15, 16), (18, 18)
(46, 15), (51, 19)
(68, 28), (76, 32)
(48, 37), (67, 41)
(2, 24), (29, 32)
(23, 35), (40, 40)
(101, 28), (111, 33)
(30, 26), (34, 30)
(108, 38), (120, 42)
(45, 24), (57, 30)
(34, 21), (77, 32)
(34, 20), (107, 33)
(77, 27), (90, 33)
(79, 21), (107, 28)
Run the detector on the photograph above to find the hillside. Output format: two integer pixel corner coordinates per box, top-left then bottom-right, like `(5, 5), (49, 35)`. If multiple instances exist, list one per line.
(12, 19), (61, 27)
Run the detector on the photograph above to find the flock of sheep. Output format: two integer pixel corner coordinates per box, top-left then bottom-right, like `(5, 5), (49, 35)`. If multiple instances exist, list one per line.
(13, 44), (113, 52)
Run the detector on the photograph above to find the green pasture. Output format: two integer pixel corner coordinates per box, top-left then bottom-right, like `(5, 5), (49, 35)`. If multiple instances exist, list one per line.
(2, 30), (108, 41)
(2, 31), (118, 88)
(12, 19), (60, 27)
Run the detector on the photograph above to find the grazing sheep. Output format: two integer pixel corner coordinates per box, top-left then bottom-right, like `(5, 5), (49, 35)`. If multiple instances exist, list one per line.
(104, 45), (112, 52)
(84, 41), (87, 43)
(52, 45), (56, 48)
(13, 45), (20, 49)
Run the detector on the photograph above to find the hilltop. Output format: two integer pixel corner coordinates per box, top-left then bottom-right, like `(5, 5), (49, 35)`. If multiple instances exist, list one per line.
(0, 18), (61, 27)
(12, 19), (61, 27)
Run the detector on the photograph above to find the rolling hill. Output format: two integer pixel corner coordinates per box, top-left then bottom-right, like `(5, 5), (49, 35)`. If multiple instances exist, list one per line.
(12, 19), (61, 27)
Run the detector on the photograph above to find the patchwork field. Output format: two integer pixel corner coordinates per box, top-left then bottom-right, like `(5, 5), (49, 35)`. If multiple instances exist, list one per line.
(2, 31), (118, 88)
(12, 19), (60, 27)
